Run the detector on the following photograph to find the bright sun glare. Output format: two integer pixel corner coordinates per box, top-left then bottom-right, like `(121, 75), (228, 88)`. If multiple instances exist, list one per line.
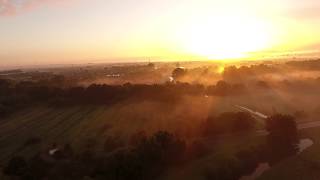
(176, 14), (275, 60)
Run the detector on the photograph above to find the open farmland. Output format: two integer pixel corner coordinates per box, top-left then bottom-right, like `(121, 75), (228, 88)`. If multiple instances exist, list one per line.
(0, 97), (213, 165)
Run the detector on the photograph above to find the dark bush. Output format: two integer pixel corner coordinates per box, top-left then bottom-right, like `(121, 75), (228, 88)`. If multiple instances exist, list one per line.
(3, 156), (28, 176)
(204, 112), (256, 136)
(266, 114), (299, 161)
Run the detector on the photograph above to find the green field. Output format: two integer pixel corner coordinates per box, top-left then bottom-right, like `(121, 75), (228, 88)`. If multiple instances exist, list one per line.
(1, 96), (316, 180)
(0, 96), (268, 180)
(0, 98), (213, 165)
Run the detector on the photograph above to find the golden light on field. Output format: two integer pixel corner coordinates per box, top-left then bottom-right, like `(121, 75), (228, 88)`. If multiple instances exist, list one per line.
(175, 13), (276, 60)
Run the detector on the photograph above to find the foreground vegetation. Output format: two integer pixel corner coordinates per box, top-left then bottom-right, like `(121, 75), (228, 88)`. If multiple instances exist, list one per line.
(259, 126), (320, 180)
(0, 102), (299, 180)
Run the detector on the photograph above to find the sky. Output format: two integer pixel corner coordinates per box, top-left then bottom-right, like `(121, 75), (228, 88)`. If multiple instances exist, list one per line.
(1, 0), (320, 67)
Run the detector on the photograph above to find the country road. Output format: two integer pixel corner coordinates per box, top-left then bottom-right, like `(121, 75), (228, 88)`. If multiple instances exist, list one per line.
(234, 105), (320, 135)
(255, 120), (320, 136)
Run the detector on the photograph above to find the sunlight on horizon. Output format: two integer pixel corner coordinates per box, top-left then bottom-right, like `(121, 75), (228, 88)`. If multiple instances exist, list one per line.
(174, 13), (277, 60)
(1, 0), (320, 66)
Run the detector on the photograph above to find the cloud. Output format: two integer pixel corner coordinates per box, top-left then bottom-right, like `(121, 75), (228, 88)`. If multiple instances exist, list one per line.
(0, 0), (71, 16)
(288, 6), (320, 21)
(0, 0), (16, 16)
(280, 0), (320, 21)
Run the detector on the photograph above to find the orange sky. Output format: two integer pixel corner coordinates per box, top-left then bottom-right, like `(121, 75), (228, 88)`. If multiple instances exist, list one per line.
(1, 0), (320, 66)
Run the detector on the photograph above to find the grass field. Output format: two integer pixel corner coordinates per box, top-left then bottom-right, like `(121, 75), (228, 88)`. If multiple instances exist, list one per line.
(0, 94), (311, 180)
(0, 96), (268, 180)
(0, 97), (214, 165)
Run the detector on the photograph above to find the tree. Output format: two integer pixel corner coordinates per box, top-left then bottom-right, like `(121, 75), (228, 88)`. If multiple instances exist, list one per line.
(215, 80), (231, 96)
(266, 114), (299, 160)
(172, 67), (187, 81)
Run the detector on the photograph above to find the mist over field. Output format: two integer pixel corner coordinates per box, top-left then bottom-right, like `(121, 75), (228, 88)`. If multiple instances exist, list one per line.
(1, 59), (320, 179)
(3, 0), (320, 179)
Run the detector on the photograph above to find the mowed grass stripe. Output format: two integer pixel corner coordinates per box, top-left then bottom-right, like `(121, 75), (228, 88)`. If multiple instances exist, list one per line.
(0, 108), (68, 142)
(26, 107), (81, 139)
(0, 107), (52, 136)
(0, 108), (58, 142)
(2, 107), (108, 163)
(28, 107), (84, 145)
(64, 106), (107, 147)
(10, 107), (87, 160)
(0, 108), (40, 127)
(0, 110), (84, 163)
(0, 108), (78, 163)
(68, 106), (114, 149)
(47, 107), (97, 144)
(72, 105), (118, 143)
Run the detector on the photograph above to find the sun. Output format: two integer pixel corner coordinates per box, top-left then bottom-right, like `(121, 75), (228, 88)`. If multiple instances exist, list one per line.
(217, 66), (225, 74)
(176, 14), (275, 60)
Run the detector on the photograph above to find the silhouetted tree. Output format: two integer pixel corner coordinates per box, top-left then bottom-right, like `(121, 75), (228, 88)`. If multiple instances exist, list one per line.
(266, 114), (299, 161)
(215, 80), (231, 96)
(172, 67), (187, 81)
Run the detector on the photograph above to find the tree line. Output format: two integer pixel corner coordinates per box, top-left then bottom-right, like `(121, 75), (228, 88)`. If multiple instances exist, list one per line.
(0, 79), (247, 118)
